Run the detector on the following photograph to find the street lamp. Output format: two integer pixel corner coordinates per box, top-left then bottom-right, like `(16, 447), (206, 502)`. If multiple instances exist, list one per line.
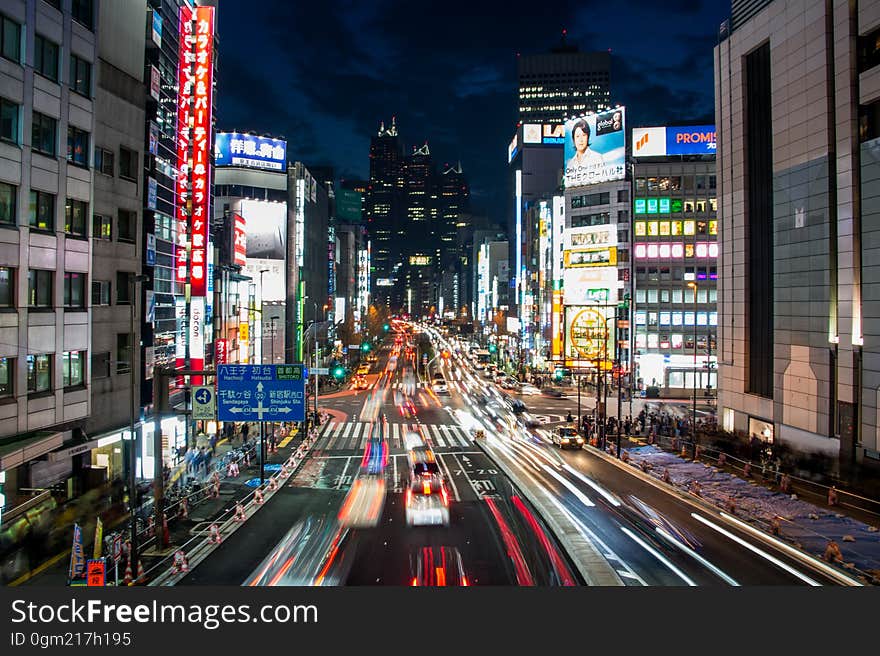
(128, 273), (149, 571)
(687, 281), (699, 459)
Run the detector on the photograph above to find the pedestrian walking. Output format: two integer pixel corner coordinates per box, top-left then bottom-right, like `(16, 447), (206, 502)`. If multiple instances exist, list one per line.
(241, 422), (250, 445)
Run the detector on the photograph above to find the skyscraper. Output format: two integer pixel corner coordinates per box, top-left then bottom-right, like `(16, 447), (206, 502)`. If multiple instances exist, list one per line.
(365, 118), (404, 306)
(518, 38), (611, 124)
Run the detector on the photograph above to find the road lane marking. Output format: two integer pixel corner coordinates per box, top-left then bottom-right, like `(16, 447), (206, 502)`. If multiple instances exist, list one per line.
(691, 513), (820, 586)
(539, 464), (594, 507)
(620, 526), (696, 586)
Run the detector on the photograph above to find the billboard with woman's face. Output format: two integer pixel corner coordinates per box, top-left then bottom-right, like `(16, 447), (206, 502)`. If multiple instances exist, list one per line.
(563, 107), (626, 188)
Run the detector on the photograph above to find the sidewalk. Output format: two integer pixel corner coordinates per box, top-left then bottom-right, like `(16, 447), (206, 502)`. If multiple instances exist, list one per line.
(601, 433), (880, 585)
(11, 423), (307, 586)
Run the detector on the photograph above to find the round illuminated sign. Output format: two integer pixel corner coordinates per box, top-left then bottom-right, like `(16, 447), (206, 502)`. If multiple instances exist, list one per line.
(568, 308), (607, 359)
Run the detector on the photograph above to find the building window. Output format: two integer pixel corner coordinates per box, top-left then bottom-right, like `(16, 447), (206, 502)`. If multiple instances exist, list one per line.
(0, 356), (12, 397)
(69, 53), (91, 96)
(0, 97), (18, 143)
(91, 279), (110, 306)
(119, 146), (137, 182)
(116, 271), (131, 304)
(118, 209), (136, 242)
(91, 351), (110, 379)
(859, 25), (880, 73)
(617, 189), (629, 203)
(63, 272), (86, 308)
(28, 269), (53, 308)
(72, 0), (94, 29)
(62, 350), (85, 387)
(116, 333), (131, 374)
(31, 112), (56, 156)
(94, 147), (114, 176)
(0, 266), (14, 307)
(67, 126), (89, 166)
(27, 353), (51, 393)
(92, 213), (111, 240)
(0, 181), (15, 224)
(29, 190), (55, 230)
(0, 14), (21, 63)
(64, 198), (87, 236)
(617, 210), (629, 222)
(34, 34), (59, 81)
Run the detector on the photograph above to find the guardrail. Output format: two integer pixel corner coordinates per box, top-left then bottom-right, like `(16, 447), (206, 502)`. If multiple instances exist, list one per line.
(147, 426), (323, 586)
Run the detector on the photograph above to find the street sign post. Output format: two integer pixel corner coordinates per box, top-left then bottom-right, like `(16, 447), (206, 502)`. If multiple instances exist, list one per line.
(311, 367), (329, 375)
(192, 385), (216, 420)
(216, 364), (307, 422)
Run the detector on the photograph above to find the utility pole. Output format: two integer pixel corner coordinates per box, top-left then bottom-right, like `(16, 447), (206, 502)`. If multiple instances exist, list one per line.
(688, 281), (699, 459)
(128, 274), (148, 568)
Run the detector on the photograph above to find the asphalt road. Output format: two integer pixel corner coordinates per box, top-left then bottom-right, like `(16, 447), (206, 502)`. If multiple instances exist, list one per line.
(181, 328), (846, 587)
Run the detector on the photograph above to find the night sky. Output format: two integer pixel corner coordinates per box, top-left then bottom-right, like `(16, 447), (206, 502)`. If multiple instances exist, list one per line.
(218, 0), (728, 225)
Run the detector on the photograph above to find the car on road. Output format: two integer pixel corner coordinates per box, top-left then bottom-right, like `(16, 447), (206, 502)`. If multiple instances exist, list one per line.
(356, 364), (371, 375)
(432, 378), (449, 394)
(551, 426), (584, 449)
(366, 353), (378, 363)
(405, 474), (450, 527)
(353, 374), (369, 390)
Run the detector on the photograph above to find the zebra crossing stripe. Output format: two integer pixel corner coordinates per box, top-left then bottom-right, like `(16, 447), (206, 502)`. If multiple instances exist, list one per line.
(327, 422), (345, 449)
(429, 424), (444, 447)
(347, 423), (365, 450)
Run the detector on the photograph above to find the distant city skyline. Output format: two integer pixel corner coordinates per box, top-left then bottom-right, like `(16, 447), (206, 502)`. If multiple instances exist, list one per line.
(218, 0), (726, 225)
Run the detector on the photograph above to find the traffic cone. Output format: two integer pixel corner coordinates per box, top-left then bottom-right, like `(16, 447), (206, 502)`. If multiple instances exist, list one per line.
(268, 477), (277, 491)
(136, 560), (147, 584)
(123, 558), (133, 586)
(179, 498), (188, 519)
(743, 462), (752, 478)
(162, 512), (170, 545)
(234, 502), (246, 521)
(828, 486), (838, 507)
(209, 523), (221, 544)
(147, 516), (155, 536)
(770, 515), (781, 536)
(662, 468), (671, 484)
(717, 452), (727, 467)
(254, 488), (264, 504)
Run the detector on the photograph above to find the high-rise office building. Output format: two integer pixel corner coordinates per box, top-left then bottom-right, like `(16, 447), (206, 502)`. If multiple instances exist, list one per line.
(716, 0), (880, 475)
(405, 142), (434, 249)
(518, 40), (611, 124)
(365, 117), (404, 306)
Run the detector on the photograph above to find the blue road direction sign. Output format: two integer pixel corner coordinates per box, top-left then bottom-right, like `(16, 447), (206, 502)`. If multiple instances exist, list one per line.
(217, 364), (307, 422)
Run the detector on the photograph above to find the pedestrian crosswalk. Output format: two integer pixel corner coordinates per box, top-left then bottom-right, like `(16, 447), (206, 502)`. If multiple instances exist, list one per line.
(318, 421), (473, 451)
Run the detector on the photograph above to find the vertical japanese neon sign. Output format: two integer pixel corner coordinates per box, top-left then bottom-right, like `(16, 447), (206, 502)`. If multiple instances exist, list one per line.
(175, 5), (193, 287)
(190, 6), (213, 297)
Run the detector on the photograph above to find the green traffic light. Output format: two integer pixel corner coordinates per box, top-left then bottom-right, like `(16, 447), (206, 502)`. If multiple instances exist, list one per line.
(383, 323), (390, 331)
(361, 342), (371, 352)
(488, 344), (497, 353)
(332, 366), (346, 380)
(554, 370), (564, 381)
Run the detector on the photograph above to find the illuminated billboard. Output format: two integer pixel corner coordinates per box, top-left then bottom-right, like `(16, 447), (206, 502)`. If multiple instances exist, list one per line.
(563, 107), (626, 188)
(564, 225), (617, 250)
(632, 125), (716, 157)
(232, 213), (247, 266)
(524, 123), (566, 145)
(562, 267), (618, 306)
(215, 132), (287, 171)
(238, 199), (286, 260)
(563, 247), (617, 268)
(564, 306), (614, 364)
(409, 255), (432, 266)
(508, 134), (518, 163)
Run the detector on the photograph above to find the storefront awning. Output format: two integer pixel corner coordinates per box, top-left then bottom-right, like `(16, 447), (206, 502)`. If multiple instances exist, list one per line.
(0, 431), (65, 471)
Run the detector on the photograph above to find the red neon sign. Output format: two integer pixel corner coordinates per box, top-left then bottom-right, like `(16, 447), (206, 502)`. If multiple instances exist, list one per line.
(175, 5), (214, 298)
(175, 5), (193, 287)
(233, 213), (247, 266)
(190, 5), (213, 297)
